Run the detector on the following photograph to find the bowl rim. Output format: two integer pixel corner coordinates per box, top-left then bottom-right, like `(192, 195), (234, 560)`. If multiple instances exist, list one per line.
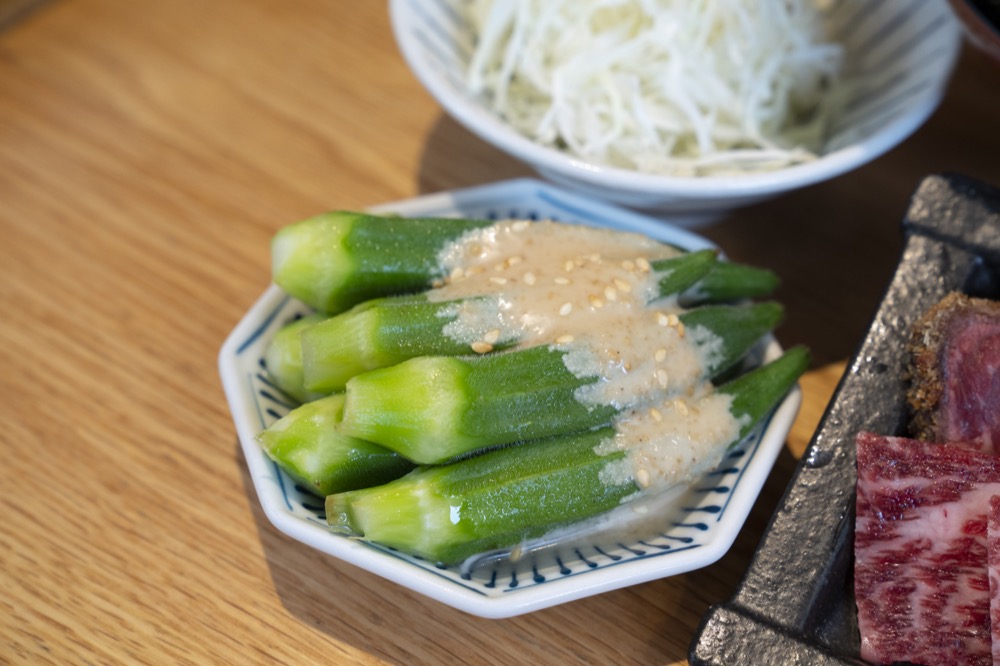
(389, 0), (963, 199)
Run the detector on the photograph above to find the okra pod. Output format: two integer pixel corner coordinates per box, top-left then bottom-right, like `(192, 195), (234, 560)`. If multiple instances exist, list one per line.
(257, 393), (415, 496)
(325, 346), (809, 564)
(271, 212), (776, 315)
(263, 313), (330, 403)
(339, 302), (784, 464)
(272, 211), (493, 314)
(300, 294), (518, 394)
(680, 261), (779, 304)
(300, 249), (719, 393)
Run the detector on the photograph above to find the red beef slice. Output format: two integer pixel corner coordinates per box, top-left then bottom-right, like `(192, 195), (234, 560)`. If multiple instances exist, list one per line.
(855, 432), (999, 666)
(907, 292), (1000, 452)
(989, 496), (1000, 666)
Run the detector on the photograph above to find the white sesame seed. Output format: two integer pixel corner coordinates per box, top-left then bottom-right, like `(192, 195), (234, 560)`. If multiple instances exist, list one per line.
(589, 295), (604, 308)
(450, 267), (464, 281)
(604, 286), (618, 301)
(657, 313), (669, 326)
(489, 276), (508, 285)
(564, 260), (575, 272)
(636, 257), (651, 272)
(613, 278), (632, 293)
(508, 255), (523, 266)
(636, 468), (651, 488)
(656, 369), (669, 388)
(667, 313), (680, 327)
(471, 341), (493, 354)
(559, 302), (573, 316)
(483, 329), (501, 344)
(622, 260), (635, 271)
(512, 221), (530, 231)
(523, 271), (536, 285)
(554, 276), (570, 285)
(654, 348), (667, 362)
(555, 334), (574, 344)
(649, 407), (663, 422)
(677, 322), (686, 338)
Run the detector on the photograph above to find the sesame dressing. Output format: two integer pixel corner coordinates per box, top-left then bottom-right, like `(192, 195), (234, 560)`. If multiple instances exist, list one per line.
(430, 219), (742, 492)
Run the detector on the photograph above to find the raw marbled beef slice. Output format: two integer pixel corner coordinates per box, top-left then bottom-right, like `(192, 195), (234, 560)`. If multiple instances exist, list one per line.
(855, 431), (998, 665)
(989, 495), (1000, 666)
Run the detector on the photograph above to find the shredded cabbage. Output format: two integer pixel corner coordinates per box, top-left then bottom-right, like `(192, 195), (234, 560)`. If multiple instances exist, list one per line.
(466, 0), (844, 177)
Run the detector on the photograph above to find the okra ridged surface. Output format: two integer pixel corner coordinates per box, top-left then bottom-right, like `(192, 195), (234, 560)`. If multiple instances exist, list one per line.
(338, 301), (784, 464)
(257, 212), (806, 565)
(326, 347), (808, 564)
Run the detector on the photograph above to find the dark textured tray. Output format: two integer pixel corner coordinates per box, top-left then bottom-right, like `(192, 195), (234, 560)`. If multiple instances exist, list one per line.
(689, 173), (1000, 665)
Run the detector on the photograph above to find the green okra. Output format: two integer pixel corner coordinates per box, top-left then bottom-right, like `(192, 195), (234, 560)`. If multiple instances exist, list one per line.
(263, 313), (330, 403)
(257, 393), (415, 497)
(338, 302), (784, 464)
(680, 261), (779, 305)
(300, 294), (519, 395)
(651, 248), (718, 296)
(271, 211), (493, 314)
(300, 249), (719, 393)
(270, 211), (780, 316)
(325, 346), (809, 564)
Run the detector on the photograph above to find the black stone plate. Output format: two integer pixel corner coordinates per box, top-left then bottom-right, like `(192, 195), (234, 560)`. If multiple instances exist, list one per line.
(689, 173), (1000, 665)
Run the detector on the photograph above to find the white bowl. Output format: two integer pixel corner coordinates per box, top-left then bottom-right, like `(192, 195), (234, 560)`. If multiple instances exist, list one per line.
(219, 179), (802, 618)
(390, 0), (962, 219)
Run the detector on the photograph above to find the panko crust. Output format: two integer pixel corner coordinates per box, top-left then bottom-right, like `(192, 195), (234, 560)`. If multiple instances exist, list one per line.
(906, 291), (1000, 442)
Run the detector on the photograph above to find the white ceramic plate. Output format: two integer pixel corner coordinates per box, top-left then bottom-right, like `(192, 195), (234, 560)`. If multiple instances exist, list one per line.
(218, 179), (802, 618)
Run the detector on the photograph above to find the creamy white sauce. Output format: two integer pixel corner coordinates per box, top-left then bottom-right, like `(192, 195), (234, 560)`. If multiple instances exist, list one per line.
(598, 389), (749, 493)
(429, 219), (744, 494)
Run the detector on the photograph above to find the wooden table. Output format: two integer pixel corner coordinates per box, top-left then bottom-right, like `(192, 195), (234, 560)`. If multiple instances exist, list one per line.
(3, 2), (1000, 663)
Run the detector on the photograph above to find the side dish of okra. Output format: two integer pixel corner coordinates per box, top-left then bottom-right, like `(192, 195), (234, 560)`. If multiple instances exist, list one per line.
(256, 211), (807, 565)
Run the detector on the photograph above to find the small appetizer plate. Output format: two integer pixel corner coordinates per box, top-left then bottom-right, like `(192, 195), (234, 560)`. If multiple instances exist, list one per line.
(219, 179), (802, 618)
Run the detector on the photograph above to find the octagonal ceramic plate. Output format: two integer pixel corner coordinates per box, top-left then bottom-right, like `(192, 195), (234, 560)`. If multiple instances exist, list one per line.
(219, 179), (802, 618)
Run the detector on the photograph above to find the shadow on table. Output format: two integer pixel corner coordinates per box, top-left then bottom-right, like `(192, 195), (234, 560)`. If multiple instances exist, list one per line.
(0, 0), (54, 31)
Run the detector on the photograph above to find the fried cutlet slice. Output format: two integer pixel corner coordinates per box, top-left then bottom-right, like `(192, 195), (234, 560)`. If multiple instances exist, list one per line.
(907, 291), (1000, 450)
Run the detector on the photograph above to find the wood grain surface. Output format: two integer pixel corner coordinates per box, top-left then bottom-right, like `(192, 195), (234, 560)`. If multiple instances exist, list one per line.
(3, 1), (1000, 664)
